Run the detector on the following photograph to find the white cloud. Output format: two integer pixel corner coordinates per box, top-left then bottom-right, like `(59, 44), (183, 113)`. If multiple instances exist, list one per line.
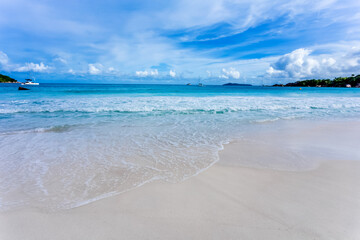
(135, 69), (159, 77)
(88, 63), (103, 75)
(0, 51), (9, 66)
(219, 67), (240, 79)
(0, 51), (12, 71)
(15, 62), (51, 72)
(150, 69), (159, 76)
(135, 71), (147, 77)
(68, 69), (75, 74)
(169, 69), (176, 77)
(54, 57), (67, 64)
(266, 66), (284, 75)
(157, 0), (360, 42)
(267, 47), (360, 79)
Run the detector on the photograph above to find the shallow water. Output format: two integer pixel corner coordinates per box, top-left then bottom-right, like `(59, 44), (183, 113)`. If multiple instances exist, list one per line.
(1, 83), (360, 211)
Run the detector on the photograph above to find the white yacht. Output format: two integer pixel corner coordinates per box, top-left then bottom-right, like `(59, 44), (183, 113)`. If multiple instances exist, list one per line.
(22, 78), (39, 85)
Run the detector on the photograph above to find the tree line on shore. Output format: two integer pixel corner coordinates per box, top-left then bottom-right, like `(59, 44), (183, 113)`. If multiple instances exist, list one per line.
(273, 74), (360, 87)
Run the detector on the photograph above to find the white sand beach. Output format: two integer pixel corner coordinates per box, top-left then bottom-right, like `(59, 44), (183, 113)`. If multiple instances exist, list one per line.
(1, 120), (360, 240)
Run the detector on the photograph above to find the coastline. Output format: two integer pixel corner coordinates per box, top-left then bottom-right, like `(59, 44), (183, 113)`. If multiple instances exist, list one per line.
(1, 119), (360, 239)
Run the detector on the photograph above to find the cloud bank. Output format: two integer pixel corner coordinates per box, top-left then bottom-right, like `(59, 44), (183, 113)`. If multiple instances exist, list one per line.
(267, 46), (360, 79)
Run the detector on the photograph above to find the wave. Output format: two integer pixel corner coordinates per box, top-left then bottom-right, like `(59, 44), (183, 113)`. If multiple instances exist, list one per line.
(0, 124), (76, 136)
(1, 96), (360, 115)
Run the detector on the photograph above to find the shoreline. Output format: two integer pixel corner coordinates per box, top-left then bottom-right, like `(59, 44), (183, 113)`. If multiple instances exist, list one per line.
(1, 119), (360, 239)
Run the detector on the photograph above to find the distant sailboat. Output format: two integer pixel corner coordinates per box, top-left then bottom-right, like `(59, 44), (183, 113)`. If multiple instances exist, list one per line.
(197, 77), (204, 87)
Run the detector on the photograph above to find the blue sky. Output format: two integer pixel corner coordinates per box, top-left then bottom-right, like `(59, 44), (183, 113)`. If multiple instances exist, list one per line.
(1, 0), (360, 84)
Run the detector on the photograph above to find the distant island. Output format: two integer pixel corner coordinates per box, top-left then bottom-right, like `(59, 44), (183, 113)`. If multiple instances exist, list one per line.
(0, 74), (19, 83)
(273, 74), (360, 88)
(223, 83), (252, 86)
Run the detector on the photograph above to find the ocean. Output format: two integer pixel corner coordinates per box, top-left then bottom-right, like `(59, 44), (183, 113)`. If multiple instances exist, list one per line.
(1, 83), (360, 211)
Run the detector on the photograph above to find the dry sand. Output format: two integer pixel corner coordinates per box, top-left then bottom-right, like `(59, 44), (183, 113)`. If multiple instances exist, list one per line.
(1, 120), (360, 240)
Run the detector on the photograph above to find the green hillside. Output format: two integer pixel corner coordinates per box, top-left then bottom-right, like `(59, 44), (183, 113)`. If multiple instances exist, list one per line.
(0, 74), (18, 83)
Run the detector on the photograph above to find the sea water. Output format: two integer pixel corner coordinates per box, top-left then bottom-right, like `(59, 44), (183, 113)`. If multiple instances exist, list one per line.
(1, 83), (360, 211)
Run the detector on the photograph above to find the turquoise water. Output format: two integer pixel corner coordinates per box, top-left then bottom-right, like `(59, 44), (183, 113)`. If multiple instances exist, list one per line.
(1, 83), (360, 211)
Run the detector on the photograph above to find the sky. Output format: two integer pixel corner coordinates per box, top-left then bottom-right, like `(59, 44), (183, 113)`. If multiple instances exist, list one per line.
(0, 0), (360, 84)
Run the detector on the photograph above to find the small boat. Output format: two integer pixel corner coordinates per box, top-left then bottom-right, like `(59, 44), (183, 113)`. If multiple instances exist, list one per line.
(22, 78), (39, 85)
(198, 83), (203, 87)
(18, 86), (30, 90)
